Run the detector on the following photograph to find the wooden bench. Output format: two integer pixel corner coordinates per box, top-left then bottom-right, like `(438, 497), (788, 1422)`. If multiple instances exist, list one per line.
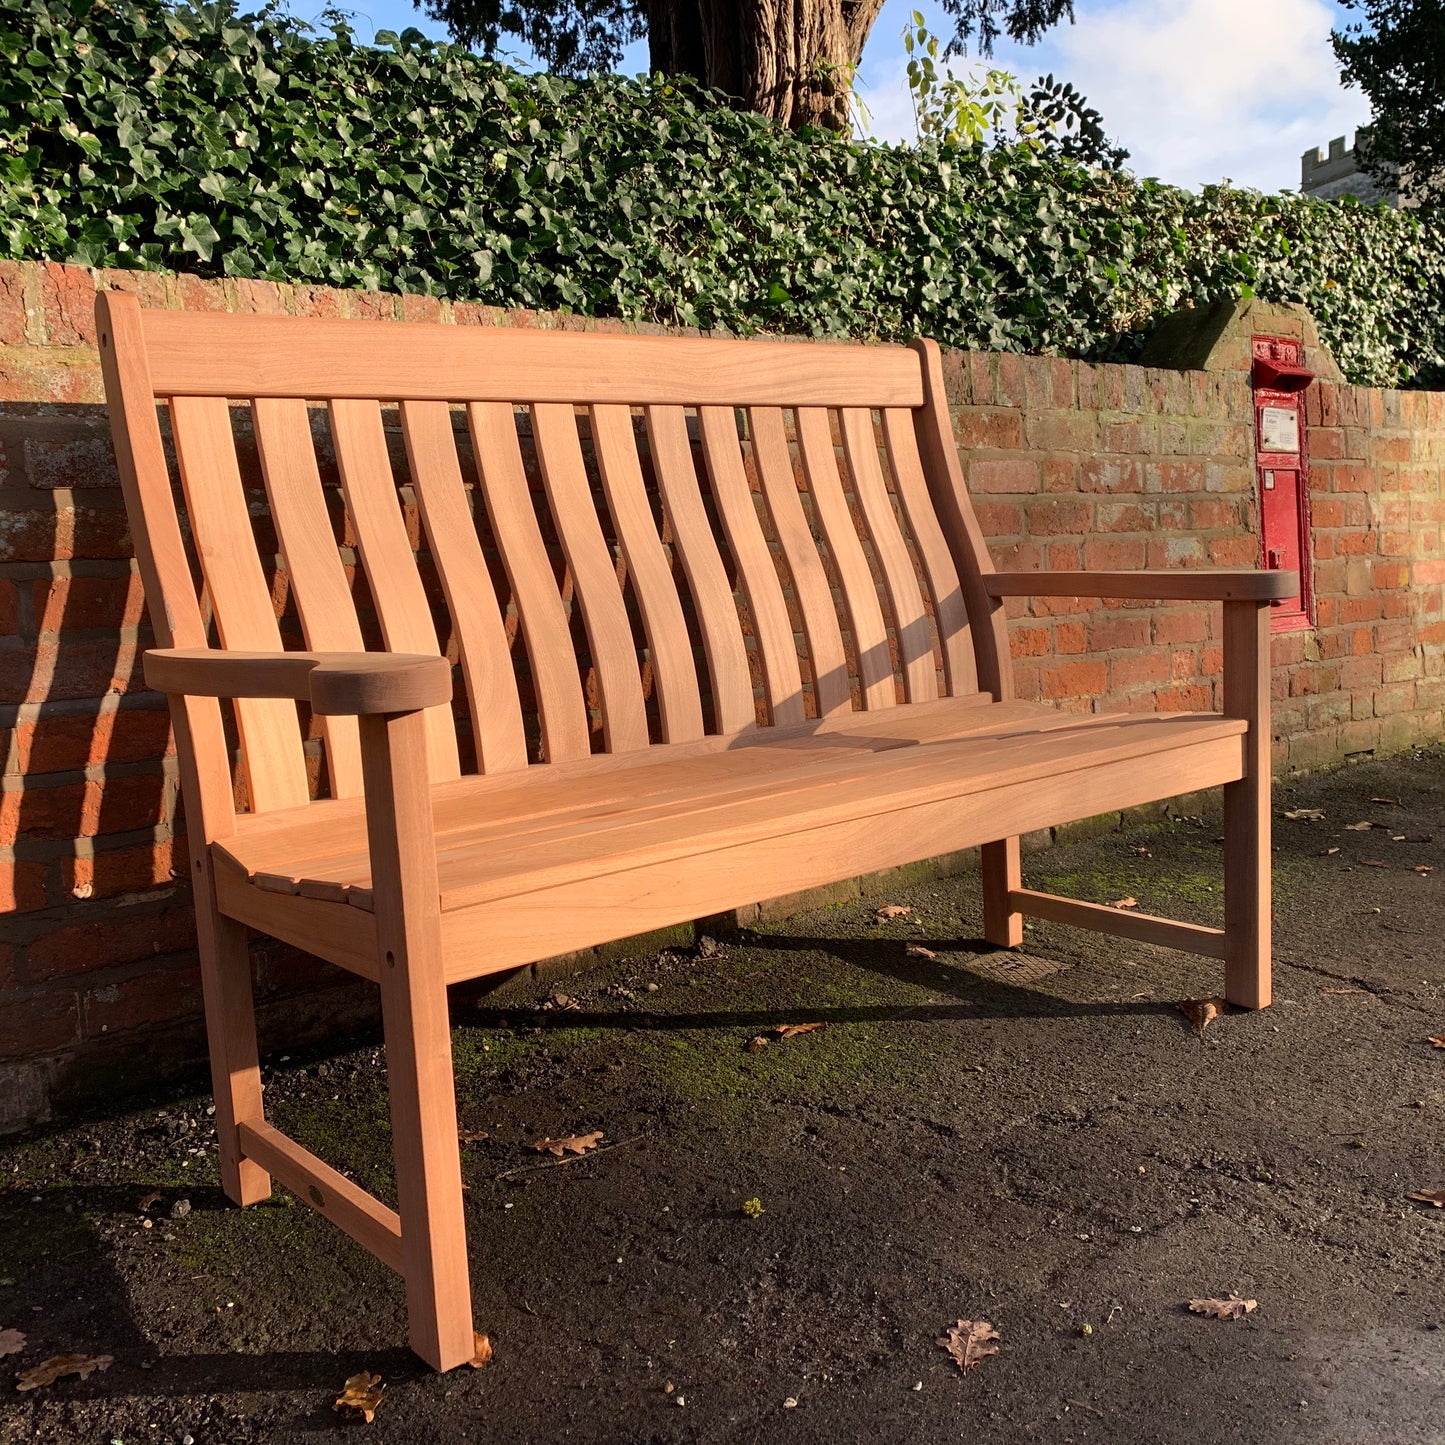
(96, 291), (1293, 1370)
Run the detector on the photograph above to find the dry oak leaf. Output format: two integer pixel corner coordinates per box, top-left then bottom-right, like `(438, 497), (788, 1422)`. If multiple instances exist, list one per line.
(457, 1130), (489, 1144)
(1372, 797), (1401, 805)
(333, 1370), (385, 1423)
(1414, 866), (1434, 875)
(777, 1023), (827, 1039)
(745, 1035), (771, 1053)
(874, 904), (913, 922)
(1407, 1190), (1445, 1207)
(1179, 997), (1227, 1037)
(1428, 1036), (1445, 1050)
(0, 1329), (24, 1358)
(15, 1354), (113, 1391)
(1109, 896), (1140, 910)
(136, 1190), (162, 1212)
(1283, 808), (1326, 821)
(1344, 821), (1376, 831)
(470, 1333), (493, 1369)
(937, 1318), (1000, 1372)
(529, 1131), (603, 1157)
(1188, 1295), (1257, 1320)
(906, 944), (939, 961)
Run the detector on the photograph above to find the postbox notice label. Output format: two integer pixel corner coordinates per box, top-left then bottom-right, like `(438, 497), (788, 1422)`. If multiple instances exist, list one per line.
(1260, 405), (1300, 453)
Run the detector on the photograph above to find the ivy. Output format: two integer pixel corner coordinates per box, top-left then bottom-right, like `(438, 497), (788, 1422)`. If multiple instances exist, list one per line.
(3, 0), (1445, 387)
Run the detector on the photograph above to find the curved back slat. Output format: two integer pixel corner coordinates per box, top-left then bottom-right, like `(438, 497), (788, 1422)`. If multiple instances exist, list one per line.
(329, 398), (460, 781)
(466, 402), (592, 764)
(253, 397), (366, 799)
(795, 408), (895, 710)
(590, 405), (706, 744)
(697, 406), (806, 727)
(748, 408), (851, 718)
(169, 396), (311, 813)
(401, 401), (529, 774)
(644, 406), (756, 735)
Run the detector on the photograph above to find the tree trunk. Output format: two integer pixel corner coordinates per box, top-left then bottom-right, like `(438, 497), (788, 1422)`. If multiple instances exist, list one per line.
(646, 0), (885, 131)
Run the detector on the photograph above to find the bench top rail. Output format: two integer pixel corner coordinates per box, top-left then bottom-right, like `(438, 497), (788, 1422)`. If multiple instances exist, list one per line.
(97, 293), (1001, 839)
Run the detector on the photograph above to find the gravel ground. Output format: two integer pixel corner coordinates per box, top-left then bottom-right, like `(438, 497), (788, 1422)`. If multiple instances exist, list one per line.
(2, 748), (1444, 1445)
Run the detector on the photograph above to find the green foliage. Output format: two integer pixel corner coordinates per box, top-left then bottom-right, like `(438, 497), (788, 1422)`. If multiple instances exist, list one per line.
(3, 0), (1445, 386)
(1333, 0), (1445, 204)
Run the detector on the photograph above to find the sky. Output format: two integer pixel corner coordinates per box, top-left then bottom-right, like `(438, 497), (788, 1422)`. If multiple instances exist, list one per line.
(279, 0), (1372, 194)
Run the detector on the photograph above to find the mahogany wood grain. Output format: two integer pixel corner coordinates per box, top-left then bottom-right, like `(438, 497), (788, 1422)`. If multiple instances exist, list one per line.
(749, 407), (851, 717)
(698, 406), (806, 725)
(645, 406), (755, 733)
(591, 404), (705, 743)
(169, 395), (311, 813)
(329, 398), (460, 780)
(841, 408), (936, 704)
(253, 397), (366, 798)
(532, 402), (650, 753)
(1010, 888), (1227, 959)
(467, 402), (591, 763)
(400, 400), (529, 773)
(141, 311), (926, 408)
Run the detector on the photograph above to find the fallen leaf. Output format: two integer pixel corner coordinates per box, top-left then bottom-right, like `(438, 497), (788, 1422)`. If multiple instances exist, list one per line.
(1406, 1190), (1445, 1208)
(1189, 1295), (1257, 1320)
(741, 1197), (765, 1219)
(1109, 896), (1139, 910)
(1415, 865), (1434, 875)
(1363, 860), (1387, 868)
(470, 1333), (493, 1369)
(744, 1035), (770, 1053)
(937, 1318), (1000, 1371)
(1372, 797), (1400, 806)
(1393, 835), (1407, 842)
(333, 1370), (385, 1423)
(1429, 1036), (1445, 1049)
(905, 944), (939, 960)
(1283, 808), (1326, 821)
(1178, 997), (1227, 1036)
(458, 1130), (489, 1144)
(529, 1131), (603, 1157)
(777, 1022), (827, 1039)
(1322, 847), (1341, 856)
(136, 1190), (162, 1213)
(0, 1329), (24, 1358)
(874, 904), (913, 922)
(1344, 821), (1376, 831)
(1132, 845), (1153, 857)
(15, 1354), (113, 1391)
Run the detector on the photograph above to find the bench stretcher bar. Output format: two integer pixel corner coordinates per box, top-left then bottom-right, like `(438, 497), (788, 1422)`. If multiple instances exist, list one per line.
(1009, 888), (1228, 960)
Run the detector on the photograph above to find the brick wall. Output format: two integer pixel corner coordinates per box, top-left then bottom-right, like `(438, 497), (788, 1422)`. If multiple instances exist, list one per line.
(2, 259), (1443, 1129)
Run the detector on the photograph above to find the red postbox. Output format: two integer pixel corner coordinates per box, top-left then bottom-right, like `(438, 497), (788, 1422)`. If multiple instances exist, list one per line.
(1252, 335), (1314, 632)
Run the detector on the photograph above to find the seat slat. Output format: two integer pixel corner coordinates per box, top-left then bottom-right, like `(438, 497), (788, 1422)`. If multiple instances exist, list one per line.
(252, 398), (365, 799)
(169, 396), (310, 813)
(882, 408), (976, 696)
(795, 407), (895, 710)
(466, 402), (592, 763)
(698, 406), (806, 726)
(590, 405), (705, 744)
(400, 401), (529, 774)
(532, 403), (650, 755)
(328, 399), (461, 781)
(841, 408), (937, 704)
(644, 406), (755, 735)
(749, 408), (851, 718)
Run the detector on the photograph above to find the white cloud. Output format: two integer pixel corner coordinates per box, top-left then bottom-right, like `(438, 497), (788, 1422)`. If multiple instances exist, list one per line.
(858, 0), (1371, 193)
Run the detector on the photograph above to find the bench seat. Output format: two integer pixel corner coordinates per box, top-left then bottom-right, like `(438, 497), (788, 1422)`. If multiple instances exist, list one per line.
(212, 699), (1246, 978)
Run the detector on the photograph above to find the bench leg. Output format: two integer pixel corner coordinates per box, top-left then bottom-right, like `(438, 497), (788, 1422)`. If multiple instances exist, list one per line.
(194, 860), (271, 1207)
(981, 837), (1024, 948)
(362, 711), (475, 1371)
(1223, 600), (1272, 1009)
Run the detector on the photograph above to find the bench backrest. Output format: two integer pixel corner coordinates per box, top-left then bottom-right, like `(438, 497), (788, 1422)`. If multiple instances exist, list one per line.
(97, 292), (1008, 834)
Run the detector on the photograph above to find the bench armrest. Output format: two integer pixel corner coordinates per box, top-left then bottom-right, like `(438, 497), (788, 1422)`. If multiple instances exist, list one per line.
(983, 569), (1297, 603)
(145, 648), (452, 715)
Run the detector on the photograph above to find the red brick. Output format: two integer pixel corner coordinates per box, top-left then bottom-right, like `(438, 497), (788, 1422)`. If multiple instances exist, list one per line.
(1010, 625), (1053, 657)
(1080, 458), (1144, 493)
(0, 988), (79, 1053)
(1089, 615), (1149, 651)
(64, 837), (179, 902)
(1054, 622), (1086, 654)
(82, 964), (204, 1037)
(25, 903), (196, 981)
(955, 409), (1023, 450)
(0, 638), (142, 704)
(0, 582), (17, 637)
(0, 857), (48, 912)
(32, 573), (144, 633)
(1155, 685), (1212, 712)
(1096, 502), (1153, 533)
(39, 262), (97, 346)
(1082, 538), (1146, 571)
(0, 781), (86, 845)
(1029, 498), (1092, 535)
(0, 261), (27, 345)
(5, 706), (173, 774)
(975, 500), (1023, 537)
(1111, 653), (1169, 689)
(969, 458), (1039, 494)
(1039, 660), (1107, 700)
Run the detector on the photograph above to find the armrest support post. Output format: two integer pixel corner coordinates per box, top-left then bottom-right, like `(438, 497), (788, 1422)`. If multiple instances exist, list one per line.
(1221, 601), (1272, 1009)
